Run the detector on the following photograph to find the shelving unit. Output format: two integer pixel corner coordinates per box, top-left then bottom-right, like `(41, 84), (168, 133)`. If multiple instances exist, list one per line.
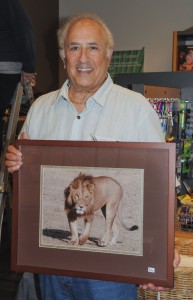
(117, 71), (193, 99)
(117, 71), (193, 299)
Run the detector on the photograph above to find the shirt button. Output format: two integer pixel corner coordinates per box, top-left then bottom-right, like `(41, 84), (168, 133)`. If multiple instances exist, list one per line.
(77, 116), (81, 119)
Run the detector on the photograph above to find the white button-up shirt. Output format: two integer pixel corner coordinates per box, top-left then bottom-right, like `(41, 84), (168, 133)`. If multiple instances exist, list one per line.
(21, 75), (164, 142)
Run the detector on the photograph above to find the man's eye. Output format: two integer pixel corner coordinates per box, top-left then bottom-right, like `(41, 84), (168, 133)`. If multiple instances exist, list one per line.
(89, 46), (98, 50)
(70, 46), (79, 51)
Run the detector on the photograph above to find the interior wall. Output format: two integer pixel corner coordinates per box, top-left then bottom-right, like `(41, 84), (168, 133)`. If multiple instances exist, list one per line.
(21, 0), (59, 94)
(19, 1), (193, 90)
(59, 0), (193, 84)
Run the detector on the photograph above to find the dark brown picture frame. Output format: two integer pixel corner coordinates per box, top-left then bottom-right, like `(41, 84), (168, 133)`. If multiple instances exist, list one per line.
(12, 140), (176, 287)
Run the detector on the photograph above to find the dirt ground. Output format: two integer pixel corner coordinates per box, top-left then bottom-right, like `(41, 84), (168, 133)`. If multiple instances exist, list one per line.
(40, 166), (144, 256)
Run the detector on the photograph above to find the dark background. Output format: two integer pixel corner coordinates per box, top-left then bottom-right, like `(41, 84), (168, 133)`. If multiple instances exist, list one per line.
(21, 0), (59, 94)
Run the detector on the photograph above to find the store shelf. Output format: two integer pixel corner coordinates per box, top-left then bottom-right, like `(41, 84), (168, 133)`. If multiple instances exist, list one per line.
(117, 71), (193, 99)
(118, 71), (193, 299)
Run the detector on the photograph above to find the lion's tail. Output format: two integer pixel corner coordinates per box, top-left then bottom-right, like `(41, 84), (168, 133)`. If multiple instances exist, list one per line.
(118, 203), (139, 231)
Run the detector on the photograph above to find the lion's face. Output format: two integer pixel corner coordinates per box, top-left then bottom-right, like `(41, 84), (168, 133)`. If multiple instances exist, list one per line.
(71, 187), (94, 215)
(65, 177), (95, 216)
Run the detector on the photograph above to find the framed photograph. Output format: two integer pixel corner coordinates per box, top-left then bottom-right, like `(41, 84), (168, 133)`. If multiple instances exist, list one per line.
(178, 45), (193, 71)
(172, 30), (193, 71)
(12, 140), (176, 287)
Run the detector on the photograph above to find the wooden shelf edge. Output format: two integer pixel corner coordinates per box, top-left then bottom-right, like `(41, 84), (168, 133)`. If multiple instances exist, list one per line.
(175, 230), (193, 239)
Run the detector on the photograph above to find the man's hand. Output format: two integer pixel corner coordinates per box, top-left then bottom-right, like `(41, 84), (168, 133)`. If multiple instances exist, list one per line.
(5, 132), (29, 173)
(173, 248), (181, 268)
(139, 249), (180, 291)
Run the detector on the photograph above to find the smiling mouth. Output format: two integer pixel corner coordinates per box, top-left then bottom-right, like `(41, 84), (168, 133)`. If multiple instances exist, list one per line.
(77, 67), (92, 72)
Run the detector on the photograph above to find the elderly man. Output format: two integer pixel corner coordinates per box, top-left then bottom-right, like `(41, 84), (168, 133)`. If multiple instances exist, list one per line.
(6, 12), (179, 300)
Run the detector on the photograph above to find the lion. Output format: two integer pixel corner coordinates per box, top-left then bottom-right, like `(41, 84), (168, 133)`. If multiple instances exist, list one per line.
(64, 172), (138, 247)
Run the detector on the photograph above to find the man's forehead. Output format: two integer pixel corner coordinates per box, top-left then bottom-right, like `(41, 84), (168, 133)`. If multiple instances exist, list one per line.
(65, 19), (107, 48)
(68, 19), (104, 36)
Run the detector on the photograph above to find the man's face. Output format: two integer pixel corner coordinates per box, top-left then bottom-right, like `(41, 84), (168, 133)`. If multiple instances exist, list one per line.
(64, 19), (112, 93)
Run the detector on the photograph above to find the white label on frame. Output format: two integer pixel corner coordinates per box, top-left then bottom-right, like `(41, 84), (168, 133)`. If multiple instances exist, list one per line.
(148, 267), (155, 273)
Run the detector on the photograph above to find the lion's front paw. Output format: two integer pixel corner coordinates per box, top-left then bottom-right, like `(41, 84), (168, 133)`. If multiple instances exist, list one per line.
(79, 235), (88, 245)
(68, 239), (79, 245)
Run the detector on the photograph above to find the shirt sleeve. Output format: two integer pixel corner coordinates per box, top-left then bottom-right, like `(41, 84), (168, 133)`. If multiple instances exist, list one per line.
(138, 100), (165, 142)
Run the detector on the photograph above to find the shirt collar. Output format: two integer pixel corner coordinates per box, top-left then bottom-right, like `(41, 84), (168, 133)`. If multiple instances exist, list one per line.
(54, 73), (114, 106)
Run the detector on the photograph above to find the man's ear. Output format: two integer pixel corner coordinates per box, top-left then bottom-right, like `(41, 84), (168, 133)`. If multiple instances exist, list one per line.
(107, 48), (113, 60)
(59, 49), (66, 68)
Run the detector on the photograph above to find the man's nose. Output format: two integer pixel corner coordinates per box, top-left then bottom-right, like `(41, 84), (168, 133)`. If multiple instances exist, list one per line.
(79, 48), (89, 61)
